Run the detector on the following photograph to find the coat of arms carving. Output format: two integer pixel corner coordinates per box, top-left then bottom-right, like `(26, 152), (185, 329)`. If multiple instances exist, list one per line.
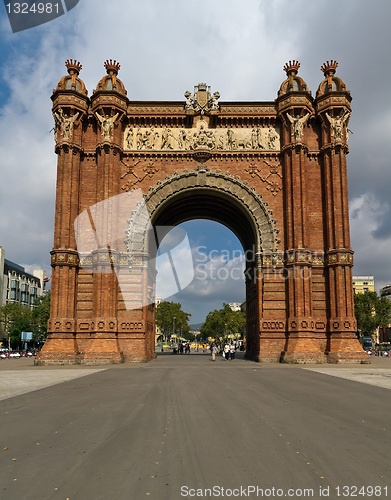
(185, 83), (220, 114)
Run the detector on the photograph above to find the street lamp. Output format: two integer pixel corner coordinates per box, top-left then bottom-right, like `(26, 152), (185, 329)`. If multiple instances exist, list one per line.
(173, 316), (176, 343)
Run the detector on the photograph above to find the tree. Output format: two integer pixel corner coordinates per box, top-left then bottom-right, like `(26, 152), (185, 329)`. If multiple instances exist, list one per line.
(155, 301), (191, 342)
(354, 291), (391, 339)
(32, 292), (51, 345)
(200, 303), (245, 343)
(0, 302), (32, 350)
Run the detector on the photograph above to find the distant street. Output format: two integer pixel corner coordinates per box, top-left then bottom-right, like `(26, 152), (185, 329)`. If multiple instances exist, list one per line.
(0, 352), (390, 500)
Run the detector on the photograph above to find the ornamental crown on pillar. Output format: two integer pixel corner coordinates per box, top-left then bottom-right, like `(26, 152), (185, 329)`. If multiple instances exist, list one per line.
(321, 59), (338, 78)
(53, 59), (87, 95)
(104, 59), (121, 75)
(316, 59), (349, 97)
(65, 58), (82, 76)
(94, 59), (127, 96)
(278, 60), (309, 96)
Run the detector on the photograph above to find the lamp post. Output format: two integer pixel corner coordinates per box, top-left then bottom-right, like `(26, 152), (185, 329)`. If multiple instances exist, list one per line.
(173, 316), (176, 343)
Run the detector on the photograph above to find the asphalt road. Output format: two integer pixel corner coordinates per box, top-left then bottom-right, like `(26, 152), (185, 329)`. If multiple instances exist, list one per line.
(0, 353), (390, 500)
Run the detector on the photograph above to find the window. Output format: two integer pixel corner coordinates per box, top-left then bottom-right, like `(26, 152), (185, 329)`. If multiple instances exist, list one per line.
(363, 288), (368, 293)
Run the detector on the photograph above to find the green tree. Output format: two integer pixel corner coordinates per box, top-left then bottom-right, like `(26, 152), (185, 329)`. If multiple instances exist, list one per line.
(0, 303), (32, 349)
(155, 301), (191, 342)
(200, 303), (245, 342)
(354, 291), (391, 339)
(32, 292), (51, 345)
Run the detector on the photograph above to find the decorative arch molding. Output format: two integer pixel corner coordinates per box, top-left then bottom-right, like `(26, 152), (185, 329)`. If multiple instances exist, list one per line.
(125, 167), (280, 263)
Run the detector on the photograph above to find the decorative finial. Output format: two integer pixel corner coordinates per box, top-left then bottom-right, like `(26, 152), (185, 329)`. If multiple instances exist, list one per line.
(321, 60), (338, 89)
(283, 60), (301, 76)
(321, 60), (338, 76)
(65, 59), (82, 76)
(104, 59), (121, 75)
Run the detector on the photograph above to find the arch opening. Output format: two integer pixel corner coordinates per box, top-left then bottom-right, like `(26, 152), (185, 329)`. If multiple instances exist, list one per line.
(139, 170), (276, 360)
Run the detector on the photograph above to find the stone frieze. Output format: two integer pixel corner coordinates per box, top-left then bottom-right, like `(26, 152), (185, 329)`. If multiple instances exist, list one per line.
(123, 121), (280, 152)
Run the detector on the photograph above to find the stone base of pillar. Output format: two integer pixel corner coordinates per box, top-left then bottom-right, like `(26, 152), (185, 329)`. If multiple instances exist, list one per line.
(326, 336), (370, 363)
(280, 336), (327, 364)
(35, 334), (79, 365)
(35, 332), (157, 364)
(256, 337), (286, 362)
(80, 337), (124, 364)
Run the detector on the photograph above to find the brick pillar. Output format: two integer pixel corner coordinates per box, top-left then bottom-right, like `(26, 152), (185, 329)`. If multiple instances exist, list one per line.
(280, 143), (325, 362)
(316, 77), (367, 362)
(80, 139), (123, 362)
(276, 99), (326, 363)
(38, 142), (83, 363)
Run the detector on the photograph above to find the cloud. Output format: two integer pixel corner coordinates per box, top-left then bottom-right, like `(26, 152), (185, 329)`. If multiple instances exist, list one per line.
(350, 193), (391, 291)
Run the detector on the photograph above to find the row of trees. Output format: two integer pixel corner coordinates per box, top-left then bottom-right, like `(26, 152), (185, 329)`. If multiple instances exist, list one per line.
(200, 303), (245, 342)
(0, 293), (51, 350)
(354, 291), (391, 339)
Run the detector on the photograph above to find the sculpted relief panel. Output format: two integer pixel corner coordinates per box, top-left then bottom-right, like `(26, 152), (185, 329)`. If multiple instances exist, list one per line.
(123, 120), (280, 152)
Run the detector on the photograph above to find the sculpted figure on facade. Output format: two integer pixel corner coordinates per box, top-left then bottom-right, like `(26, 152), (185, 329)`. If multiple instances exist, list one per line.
(95, 111), (119, 141)
(125, 127), (134, 149)
(325, 109), (350, 141)
(210, 91), (220, 110)
(286, 112), (310, 142)
(53, 108), (79, 141)
(192, 121), (216, 149)
(267, 127), (279, 149)
(161, 127), (177, 150)
(184, 90), (196, 110)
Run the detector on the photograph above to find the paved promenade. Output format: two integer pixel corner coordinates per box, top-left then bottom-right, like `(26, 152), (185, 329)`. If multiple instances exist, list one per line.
(0, 353), (390, 500)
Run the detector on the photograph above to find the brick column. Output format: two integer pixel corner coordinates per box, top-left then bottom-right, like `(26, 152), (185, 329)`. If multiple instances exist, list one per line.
(38, 142), (83, 363)
(316, 73), (367, 362)
(276, 97), (325, 362)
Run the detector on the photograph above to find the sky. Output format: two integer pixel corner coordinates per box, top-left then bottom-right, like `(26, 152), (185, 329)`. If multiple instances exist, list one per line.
(0, 0), (391, 324)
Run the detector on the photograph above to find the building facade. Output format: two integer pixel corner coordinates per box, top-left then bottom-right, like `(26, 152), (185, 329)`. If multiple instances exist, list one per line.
(353, 275), (375, 295)
(380, 284), (391, 301)
(36, 59), (367, 364)
(0, 246), (46, 309)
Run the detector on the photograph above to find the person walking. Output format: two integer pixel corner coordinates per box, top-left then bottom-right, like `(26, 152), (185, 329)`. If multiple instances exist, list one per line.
(230, 343), (236, 361)
(224, 344), (230, 361)
(211, 344), (218, 361)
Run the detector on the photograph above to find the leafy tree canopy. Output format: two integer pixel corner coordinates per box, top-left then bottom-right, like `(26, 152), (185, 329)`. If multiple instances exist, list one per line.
(155, 301), (191, 340)
(0, 293), (51, 349)
(200, 303), (245, 342)
(354, 291), (391, 337)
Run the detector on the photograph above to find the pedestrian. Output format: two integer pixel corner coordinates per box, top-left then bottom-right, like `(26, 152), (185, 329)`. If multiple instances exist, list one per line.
(224, 344), (230, 360)
(230, 343), (235, 361)
(211, 344), (218, 361)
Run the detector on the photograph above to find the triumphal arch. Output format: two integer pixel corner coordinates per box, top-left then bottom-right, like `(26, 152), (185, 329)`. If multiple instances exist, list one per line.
(36, 59), (368, 364)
